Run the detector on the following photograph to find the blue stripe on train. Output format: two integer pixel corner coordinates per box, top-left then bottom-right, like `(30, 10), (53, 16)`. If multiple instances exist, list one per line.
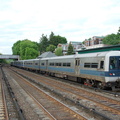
(80, 69), (120, 77)
(48, 67), (120, 77)
(80, 69), (105, 77)
(24, 65), (120, 77)
(48, 67), (75, 73)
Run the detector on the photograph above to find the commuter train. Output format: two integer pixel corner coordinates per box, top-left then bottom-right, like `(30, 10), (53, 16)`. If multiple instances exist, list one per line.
(11, 51), (120, 91)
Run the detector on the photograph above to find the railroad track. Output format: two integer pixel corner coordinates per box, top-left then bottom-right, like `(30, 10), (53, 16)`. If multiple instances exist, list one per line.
(0, 68), (8, 120)
(0, 83), (7, 120)
(4, 67), (88, 120)
(0, 67), (25, 120)
(10, 67), (120, 120)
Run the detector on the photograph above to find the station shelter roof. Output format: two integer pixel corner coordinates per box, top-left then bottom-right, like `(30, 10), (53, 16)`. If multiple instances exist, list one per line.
(77, 45), (120, 54)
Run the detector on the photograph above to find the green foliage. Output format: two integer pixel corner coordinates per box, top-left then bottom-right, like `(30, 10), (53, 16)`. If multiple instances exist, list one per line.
(55, 47), (63, 56)
(0, 53), (7, 63)
(46, 44), (56, 52)
(39, 32), (67, 54)
(67, 43), (74, 55)
(118, 27), (120, 34)
(49, 33), (67, 47)
(12, 40), (21, 55)
(12, 39), (39, 60)
(39, 34), (49, 53)
(49, 32), (54, 41)
(25, 47), (38, 59)
(103, 33), (120, 45)
(103, 28), (120, 45)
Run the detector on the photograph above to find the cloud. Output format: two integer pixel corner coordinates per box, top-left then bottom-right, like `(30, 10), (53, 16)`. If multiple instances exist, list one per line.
(0, 0), (120, 54)
(0, 46), (12, 54)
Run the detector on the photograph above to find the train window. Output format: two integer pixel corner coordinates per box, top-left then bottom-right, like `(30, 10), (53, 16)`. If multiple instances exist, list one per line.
(63, 63), (71, 67)
(84, 63), (91, 68)
(75, 59), (80, 66)
(78, 60), (80, 66)
(91, 63), (98, 68)
(100, 61), (104, 69)
(55, 63), (59, 66)
(63, 63), (67, 66)
(76, 60), (77, 66)
(119, 58), (120, 68)
(109, 57), (117, 70)
(35, 63), (38, 65)
(49, 63), (54, 66)
(84, 63), (98, 68)
(41, 63), (44, 66)
(67, 63), (71, 67)
(58, 63), (61, 66)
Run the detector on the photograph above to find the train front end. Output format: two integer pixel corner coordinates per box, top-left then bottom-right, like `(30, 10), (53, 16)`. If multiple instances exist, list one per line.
(105, 51), (120, 91)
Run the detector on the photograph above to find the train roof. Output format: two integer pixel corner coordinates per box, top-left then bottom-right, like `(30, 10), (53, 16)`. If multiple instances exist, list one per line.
(17, 59), (39, 62)
(23, 59), (39, 61)
(76, 50), (120, 58)
(15, 51), (120, 62)
(41, 51), (120, 60)
(40, 55), (75, 60)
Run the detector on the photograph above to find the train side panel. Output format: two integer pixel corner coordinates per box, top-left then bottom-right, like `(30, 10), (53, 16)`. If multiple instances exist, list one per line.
(47, 58), (75, 78)
(77, 56), (106, 82)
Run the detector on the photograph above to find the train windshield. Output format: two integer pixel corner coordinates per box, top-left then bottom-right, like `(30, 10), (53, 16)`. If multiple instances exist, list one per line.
(109, 56), (120, 70)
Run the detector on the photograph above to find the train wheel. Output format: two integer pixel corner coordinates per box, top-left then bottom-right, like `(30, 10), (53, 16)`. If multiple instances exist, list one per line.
(97, 82), (105, 90)
(77, 77), (84, 83)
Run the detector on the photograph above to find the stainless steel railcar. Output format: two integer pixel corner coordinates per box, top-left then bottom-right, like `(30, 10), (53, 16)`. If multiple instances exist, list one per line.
(11, 51), (120, 90)
(24, 59), (40, 72)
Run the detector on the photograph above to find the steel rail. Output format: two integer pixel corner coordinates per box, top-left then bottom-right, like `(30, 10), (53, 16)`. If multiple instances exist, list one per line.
(11, 70), (87, 120)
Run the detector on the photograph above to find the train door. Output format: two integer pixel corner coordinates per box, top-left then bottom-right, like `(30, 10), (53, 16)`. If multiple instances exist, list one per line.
(46, 60), (48, 71)
(75, 59), (80, 75)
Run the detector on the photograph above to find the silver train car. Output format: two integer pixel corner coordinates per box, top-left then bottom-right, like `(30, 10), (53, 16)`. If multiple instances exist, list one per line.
(11, 51), (120, 91)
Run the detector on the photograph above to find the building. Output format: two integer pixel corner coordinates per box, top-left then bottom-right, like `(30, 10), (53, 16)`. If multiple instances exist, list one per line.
(57, 41), (85, 55)
(77, 44), (120, 54)
(84, 36), (108, 49)
(37, 51), (57, 59)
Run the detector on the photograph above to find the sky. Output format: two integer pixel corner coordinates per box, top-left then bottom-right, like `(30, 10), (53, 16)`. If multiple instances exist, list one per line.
(0, 0), (120, 54)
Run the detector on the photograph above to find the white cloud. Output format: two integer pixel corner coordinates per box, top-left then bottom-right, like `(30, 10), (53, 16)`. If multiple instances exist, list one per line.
(0, 0), (120, 54)
(0, 46), (12, 54)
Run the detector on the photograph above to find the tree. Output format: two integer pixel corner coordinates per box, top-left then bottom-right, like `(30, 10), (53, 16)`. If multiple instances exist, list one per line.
(12, 40), (21, 55)
(0, 53), (7, 64)
(25, 47), (39, 59)
(39, 32), (67, 54)
(103, 27), (120, 45)
(12, 39), (39, 60)
(46, 44), (56, 52)
(103, 33), (120, 45)
(55, 47), (63, 56)
(49, 35), (67, 47)
(49, 32), (67, 47)
(49, 31), (54, 41)
(117, 27), (120, 34)
(39, 34), (49, 53)
(67, 43), (74, 55)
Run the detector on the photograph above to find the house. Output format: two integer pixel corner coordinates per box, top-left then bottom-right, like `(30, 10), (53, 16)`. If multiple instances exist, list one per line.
(57, 41), (85, 55)
(37, 51), (57, 59)
(83, 36), (108, 49)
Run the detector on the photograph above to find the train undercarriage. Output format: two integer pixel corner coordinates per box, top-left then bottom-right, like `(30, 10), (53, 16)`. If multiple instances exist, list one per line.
(47, 71), (120, 91)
